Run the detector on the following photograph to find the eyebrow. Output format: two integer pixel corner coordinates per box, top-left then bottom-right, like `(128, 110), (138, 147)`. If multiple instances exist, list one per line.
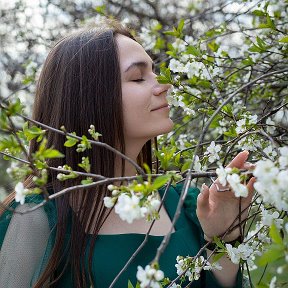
(124, 61), (155, 73)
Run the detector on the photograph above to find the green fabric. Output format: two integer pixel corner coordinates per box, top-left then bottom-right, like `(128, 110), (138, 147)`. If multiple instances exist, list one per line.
(0, 184), (242, 288)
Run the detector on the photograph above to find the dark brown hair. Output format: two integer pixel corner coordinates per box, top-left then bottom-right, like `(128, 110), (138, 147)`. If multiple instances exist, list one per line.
(30, 19), (152, 287)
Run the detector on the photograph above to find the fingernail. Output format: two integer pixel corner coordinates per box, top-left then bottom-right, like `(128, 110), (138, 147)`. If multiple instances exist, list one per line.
(243, 150), (249, 155)
(201, 183), (207, 190)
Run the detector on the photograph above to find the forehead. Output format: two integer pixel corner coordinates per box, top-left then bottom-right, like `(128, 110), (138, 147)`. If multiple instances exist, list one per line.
(115, 34), (152, 71)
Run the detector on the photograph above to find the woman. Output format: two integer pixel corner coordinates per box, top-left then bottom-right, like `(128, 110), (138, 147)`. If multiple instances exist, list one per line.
(0, 19), (254, 287)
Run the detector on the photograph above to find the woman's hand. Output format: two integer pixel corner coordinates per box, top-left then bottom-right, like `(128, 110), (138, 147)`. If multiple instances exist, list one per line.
(196, 150), (256, 241)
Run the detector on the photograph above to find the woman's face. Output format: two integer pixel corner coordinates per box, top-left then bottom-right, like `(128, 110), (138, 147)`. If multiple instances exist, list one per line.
(116, 34), (173, 145)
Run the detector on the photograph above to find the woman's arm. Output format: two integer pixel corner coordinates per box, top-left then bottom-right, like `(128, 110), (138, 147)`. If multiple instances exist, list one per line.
(0, 203), (50, 288)
(206, 249), (239, 287)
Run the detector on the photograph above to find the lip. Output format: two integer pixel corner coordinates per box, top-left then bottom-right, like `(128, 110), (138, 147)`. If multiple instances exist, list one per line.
(151, 104), (169, 111)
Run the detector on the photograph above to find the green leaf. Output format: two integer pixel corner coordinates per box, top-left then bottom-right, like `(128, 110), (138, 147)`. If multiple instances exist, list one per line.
(143, 163), (151, 175)
(253, 10), (266, 16)
(6, 99), (23, 116)
(64, 133), (79, 147)
(23, 124), (46, 141)
(279, 36), (288, 43)
(181, 159), (192, 173)
(177, 19), (185, 34)
(257, 244), (284, 266)
(152, 174), (171, 190)
(42, 149), (64, 159)
(94, 5), (106, 15)
(186, 46), (201, 57)
(214, 236), (226, 250)
(208, 40), (219, 52)
(211, 252), (226, 263)
(269, 222), (283, 245)
(266, 14), (276, 29)
(127, 280), (134, 288)
(81, 178), (93, 185)
(78, 156), (91, 173)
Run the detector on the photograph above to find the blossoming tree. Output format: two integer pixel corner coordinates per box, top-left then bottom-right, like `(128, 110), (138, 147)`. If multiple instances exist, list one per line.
(0, 0), (288, 287)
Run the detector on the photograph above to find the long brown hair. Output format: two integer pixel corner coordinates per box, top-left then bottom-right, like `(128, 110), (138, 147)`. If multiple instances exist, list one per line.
(30, 19), (152, 287)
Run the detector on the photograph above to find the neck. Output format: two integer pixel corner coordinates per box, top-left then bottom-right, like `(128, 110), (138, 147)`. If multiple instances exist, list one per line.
(115, 138), (149, 177)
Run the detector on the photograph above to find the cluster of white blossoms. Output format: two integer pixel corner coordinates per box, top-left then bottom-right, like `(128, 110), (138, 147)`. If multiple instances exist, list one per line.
(235, 114), (258, 135)
(216, 166), (248, 197)
(136, 265), (164, 288)
(103, 184), (161, 224)
(175, 255), (221, 282)
(205, 141), (221, 163)
(253, 146), (288, 211)
(226, 205), (284, 269)
(225, 242), (254, 266)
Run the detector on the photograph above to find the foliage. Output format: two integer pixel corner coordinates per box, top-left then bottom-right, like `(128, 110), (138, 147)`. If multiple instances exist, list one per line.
(1, 0), (288, 287)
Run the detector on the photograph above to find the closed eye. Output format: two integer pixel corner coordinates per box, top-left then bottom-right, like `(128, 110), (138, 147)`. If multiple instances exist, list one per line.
(131, 79), (145, 82)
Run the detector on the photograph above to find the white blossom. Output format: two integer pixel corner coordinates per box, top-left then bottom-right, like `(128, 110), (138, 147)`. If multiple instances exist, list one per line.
(261, 208), (283, 229)
(114, 193), (146, 224)
(226, 243), (253, 264)
(263, 145), (277, 160)
(227, 174), (248, 197)
(266, 118), (276, 134)
(253, 158), (288, 211)
(279, 146), (288, 169)
(216, 165), (230, 186)
(136, 265), (164, 288)
(235, 114), (258, 135)
(269, 276), (277, 288)
(175, 255), (215, 282)
(206, 141), (221, 163)
(15, 182), (26, 205)
(103, 196), (115, 208)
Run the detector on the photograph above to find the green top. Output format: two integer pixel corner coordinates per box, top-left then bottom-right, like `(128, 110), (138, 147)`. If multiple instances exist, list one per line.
(0, 183), (242, 288)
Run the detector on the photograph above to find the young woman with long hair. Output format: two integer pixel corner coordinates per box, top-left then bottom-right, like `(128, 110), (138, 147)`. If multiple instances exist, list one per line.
(0, 19), (254, 288)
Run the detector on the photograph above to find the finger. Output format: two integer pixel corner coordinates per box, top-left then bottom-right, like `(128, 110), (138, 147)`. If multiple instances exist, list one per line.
(243, 162), (256, 170)
(197, 184), (210, 215)
(227, 150), (249, 169)
(247, 176), (256, 194)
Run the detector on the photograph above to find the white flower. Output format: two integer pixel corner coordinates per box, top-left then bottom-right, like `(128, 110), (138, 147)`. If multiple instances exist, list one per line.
(103, 196), (115, 208)
(114, 193), (145, 224)
(205, 141), (221, 163)
(253, 159), (279, 180)
(226, 243), (253, 264)
(216, 165), (232, 186)
(279, 146), (288, 169)
(227, 174), (248, 197)
(136, 265), (164, 288)
(261, 208), (283, 229)
(15, 182), (26, 205)
(269, 276), (277, 288)
(107, 184), (114, 191)
(263, 145), (277, 160)
(236, 118), (246, 134)
(235, 114), (257, 135)
(266, 118), (276, 134)
(193, 155), (202, 172)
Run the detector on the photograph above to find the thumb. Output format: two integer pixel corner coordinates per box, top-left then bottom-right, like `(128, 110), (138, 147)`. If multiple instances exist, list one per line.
(197, 184), (210, 217)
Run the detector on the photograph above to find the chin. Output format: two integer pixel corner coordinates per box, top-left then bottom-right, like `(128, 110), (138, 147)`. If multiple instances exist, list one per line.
(154, 119), (174, 137)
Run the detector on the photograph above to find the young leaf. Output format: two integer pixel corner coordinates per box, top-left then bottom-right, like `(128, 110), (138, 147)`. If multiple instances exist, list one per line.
(152, 174), (171, 190)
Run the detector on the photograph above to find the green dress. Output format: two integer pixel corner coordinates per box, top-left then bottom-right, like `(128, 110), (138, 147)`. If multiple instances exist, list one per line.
(0, 183), (242, 288)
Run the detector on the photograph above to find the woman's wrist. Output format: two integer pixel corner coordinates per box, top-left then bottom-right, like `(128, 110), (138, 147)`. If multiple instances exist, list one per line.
(203, 234), (242, 251)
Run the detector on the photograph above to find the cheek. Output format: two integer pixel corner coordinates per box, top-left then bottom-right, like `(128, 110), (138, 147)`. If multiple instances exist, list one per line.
(122, 93), (149, 132)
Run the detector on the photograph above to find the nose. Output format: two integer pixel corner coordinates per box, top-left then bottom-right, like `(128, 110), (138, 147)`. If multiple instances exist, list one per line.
(152, 81), (172, 97)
